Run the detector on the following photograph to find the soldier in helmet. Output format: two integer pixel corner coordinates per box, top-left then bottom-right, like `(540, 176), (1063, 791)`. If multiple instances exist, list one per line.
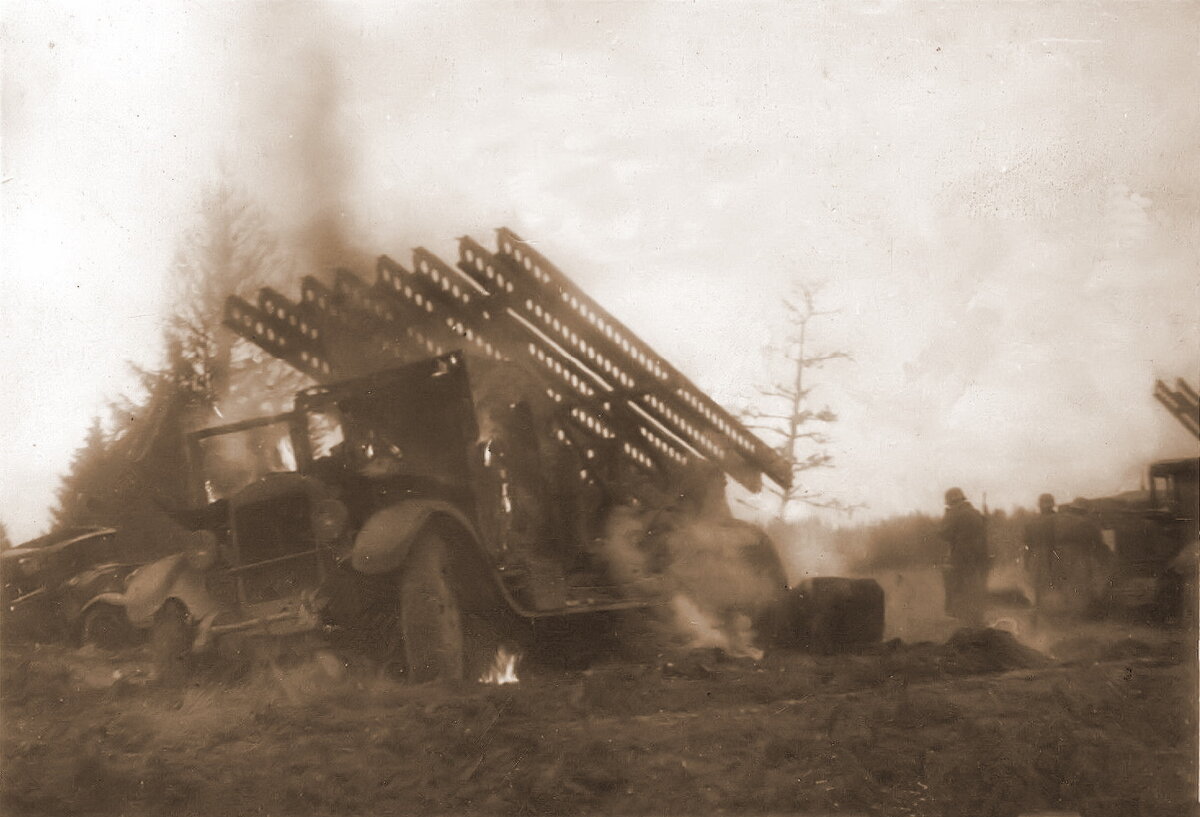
(1023, 493), (1062, 618)
(939, 487), (989, 626)
(1057, 499), (1112, 616)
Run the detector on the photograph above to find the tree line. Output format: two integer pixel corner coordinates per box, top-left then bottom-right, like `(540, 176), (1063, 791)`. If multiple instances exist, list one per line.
(766, 505), (1043, 578)
(36, 186), (299, 560)
(18, 197), (860, 561)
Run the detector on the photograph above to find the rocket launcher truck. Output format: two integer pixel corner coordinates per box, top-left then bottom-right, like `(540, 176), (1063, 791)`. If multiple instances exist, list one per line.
(105, 229), (884, 682)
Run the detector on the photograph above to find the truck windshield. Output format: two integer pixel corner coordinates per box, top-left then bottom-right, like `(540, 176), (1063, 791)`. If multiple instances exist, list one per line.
(198, 419), (297, 501)
(305, 404), (404, 476)
(307, 407), (345, 460)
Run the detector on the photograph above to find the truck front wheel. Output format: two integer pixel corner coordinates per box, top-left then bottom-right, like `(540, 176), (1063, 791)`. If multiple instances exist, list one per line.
(399, 532), (467, 683)
(150, 601), (192, 685)
(80, 604), (134, 650)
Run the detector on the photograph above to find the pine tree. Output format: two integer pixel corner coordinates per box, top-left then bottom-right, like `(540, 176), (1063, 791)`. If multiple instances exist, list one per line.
(48, 183), (299, 554)
(51, 417), (113, 529)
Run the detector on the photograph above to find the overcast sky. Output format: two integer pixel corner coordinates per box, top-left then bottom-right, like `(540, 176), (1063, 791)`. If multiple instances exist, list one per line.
(2, 1), (1198, 542)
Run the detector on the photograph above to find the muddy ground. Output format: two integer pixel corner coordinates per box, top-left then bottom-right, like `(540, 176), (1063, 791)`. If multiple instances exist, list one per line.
(2, 569), (1197, 817)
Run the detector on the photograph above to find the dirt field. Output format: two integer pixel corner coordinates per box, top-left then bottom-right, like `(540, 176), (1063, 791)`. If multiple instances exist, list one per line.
(2, 569), (1197, 817)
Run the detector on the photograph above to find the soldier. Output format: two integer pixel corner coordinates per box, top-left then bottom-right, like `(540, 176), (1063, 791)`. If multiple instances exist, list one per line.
(1023, 493), (1062, 617)
(1057, 500), (1112, 616)
(939, 487), (989, 626)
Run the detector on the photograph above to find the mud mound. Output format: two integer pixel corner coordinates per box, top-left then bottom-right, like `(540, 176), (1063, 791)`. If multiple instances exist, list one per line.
(1096, 637), (1170, 663)
(987, 586), (1032, 608)
(1048, 635), (1159, 664)
(1045, 631), (1186, 666)
(942, 627), (1050, 674)
(660, 646), (759, 680)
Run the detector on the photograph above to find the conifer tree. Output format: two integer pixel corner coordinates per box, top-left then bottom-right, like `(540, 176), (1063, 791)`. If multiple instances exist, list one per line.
(50, 417), (113, 529)
(49, 184), (298, 548)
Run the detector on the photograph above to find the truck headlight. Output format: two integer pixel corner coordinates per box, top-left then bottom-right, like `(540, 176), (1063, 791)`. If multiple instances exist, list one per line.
(185, 530), (218, 571)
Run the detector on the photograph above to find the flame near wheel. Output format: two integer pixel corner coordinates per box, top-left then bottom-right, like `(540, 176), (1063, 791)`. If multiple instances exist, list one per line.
(479, 645), (521, 685)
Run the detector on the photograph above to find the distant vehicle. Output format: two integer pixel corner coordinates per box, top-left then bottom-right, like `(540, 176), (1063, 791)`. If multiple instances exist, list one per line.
(0, 527), (143, 648)
(1082, 457), (1199, 621)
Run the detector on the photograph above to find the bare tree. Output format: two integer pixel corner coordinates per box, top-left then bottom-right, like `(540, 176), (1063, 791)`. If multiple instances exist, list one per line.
(743, 281), (852, 519)
(0, 520), (12, 550)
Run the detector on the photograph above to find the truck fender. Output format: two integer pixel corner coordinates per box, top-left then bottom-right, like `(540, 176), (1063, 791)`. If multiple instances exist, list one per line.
(78, 593), (128, 621)
(350, 500), (480, 576)
(100, 553), (223, 629)
(69, 564), (139, 619)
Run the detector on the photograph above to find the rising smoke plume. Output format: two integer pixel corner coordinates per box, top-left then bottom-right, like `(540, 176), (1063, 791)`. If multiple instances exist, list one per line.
(223, 6), (370, 284)
(601, 477), (787, 658)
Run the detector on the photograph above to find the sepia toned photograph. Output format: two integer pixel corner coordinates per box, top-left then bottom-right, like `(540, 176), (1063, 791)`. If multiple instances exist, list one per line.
(2, 2), (1197, 816)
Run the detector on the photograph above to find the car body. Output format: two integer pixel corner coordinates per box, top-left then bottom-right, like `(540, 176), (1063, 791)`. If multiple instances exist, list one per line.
(0, 527), (142, 646)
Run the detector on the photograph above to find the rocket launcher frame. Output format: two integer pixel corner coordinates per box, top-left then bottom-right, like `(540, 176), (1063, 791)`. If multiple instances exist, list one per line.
(223, 229), (792, 493)
(1154, 378), (1200, 440)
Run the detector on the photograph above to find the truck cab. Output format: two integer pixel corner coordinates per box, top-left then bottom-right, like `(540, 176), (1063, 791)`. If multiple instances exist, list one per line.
(110, 352), (690, 680)
(1082, 457), (1199, 619)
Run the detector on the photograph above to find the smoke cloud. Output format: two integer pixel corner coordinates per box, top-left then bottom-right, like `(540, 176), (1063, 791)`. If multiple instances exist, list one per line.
(601, 489), (783, 657)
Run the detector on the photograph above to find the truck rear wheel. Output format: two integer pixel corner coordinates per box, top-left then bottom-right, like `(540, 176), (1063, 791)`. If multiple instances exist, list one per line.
(399, 532), (468, 683)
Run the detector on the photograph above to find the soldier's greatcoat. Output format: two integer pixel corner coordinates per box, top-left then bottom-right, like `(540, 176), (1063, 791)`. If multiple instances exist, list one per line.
(940, 499), (989, 624)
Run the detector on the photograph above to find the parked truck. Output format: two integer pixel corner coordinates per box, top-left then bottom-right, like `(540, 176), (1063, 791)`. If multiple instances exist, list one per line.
(1081, 456), (1199, 622)
(101, 229), (883, 682)
(1077, 379), (1199, 622)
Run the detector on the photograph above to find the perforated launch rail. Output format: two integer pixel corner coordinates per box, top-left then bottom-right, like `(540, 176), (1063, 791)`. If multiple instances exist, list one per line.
(1154, 378), (1200, 440)
(223, 229), (791, 493)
